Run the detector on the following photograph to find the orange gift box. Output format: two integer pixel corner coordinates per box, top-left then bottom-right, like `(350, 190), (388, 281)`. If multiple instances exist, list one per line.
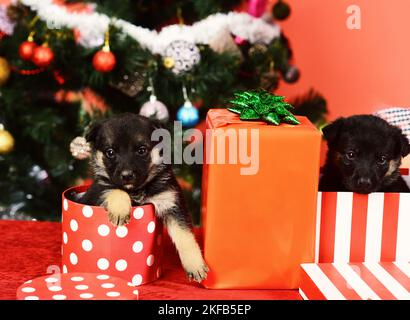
(201, 109), (322, 289)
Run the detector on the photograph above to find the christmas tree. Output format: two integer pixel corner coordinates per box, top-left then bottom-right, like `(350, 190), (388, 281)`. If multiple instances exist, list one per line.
(0, 0), (305, 222)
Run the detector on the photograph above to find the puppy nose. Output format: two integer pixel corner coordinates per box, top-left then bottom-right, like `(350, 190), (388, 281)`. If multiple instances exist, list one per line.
(121, 170), (134, 182)
(357, 177), (371, 189)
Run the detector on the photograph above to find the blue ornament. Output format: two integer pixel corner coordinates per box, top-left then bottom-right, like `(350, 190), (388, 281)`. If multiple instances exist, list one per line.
(177, 100), (199, 127)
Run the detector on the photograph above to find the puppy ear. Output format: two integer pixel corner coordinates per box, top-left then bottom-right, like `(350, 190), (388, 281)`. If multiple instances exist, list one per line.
(322, 117), (345, 145)
(396, 131), (410, 157)
(85, 121), (102, 145)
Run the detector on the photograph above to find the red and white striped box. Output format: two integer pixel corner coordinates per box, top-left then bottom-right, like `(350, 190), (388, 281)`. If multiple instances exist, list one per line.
(315, 169), (410, 263)
(300, 262), (410, 300)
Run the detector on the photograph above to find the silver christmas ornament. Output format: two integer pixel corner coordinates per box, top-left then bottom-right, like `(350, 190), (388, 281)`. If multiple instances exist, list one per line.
(70, 136), (91, 160)
(139, 95), (169, 123)
(164, 40), (201, 75)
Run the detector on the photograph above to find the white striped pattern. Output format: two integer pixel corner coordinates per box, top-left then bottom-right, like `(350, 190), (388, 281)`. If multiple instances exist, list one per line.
(396, 194), (410, 261)
(315, 171), (410, 264)
(364, 262), (410, 299)
(332, 263), (380, 300)
(333, 193), (353, 263)
(364, 193), (385, 262)
(394, 261), (410, 278)
(301, 264), (345, 300)
(299, 289), (309, 300)
(315, 192), (322, 263)
(301, 262), (410, 300)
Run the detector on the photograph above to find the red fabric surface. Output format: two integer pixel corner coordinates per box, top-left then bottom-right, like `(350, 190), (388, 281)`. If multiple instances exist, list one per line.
(0, 220), (300, 300)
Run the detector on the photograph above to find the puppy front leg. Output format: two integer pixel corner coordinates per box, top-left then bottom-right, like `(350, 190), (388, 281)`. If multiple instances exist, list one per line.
(165, 215), (209, 282)
(102, 189), (131, 226)
(148, 190), (208, 282)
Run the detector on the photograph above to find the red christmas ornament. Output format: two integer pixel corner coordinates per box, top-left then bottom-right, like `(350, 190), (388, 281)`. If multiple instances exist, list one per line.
(92, 49), (116, 73)
(19, 40), (37, 61)
(32, 45), (54, 67)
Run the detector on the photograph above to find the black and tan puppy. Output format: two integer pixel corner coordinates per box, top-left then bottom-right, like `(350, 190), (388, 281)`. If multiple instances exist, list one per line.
(320, 115), (410, 194)
(79, 113), (208, 282)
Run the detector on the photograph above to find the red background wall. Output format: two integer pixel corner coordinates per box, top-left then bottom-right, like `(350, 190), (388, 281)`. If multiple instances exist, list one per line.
(274, 0), (410, 120)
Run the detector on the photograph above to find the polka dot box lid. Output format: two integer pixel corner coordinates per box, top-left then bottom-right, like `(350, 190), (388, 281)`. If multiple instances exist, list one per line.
(61, 185), (163, 286)
(17, 273), (139, 300)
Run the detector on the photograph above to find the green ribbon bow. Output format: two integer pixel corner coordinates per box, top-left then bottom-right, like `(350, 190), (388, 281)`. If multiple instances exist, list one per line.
(228, 89), (300, 125)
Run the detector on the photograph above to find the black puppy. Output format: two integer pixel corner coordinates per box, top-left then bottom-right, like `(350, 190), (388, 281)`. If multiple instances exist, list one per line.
(320, 115), (410, 194)
(79, 113), (208, 282)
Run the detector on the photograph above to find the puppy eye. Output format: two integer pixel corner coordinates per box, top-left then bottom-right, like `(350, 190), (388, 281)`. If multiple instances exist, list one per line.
(378, 155), (387, 165)
(346, 151), (355, 160)
(136, 146), (148, 156)
(105, 148), (115, 159)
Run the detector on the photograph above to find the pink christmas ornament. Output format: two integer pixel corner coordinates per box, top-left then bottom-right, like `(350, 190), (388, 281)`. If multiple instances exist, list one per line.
(248, 0), (268, 18)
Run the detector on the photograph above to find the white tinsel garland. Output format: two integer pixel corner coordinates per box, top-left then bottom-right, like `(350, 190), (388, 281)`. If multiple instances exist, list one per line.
(21, 0), (281, 55)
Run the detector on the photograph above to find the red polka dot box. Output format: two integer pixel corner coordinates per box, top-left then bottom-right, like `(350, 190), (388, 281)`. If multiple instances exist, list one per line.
(17, 273), (139, 300)
(61, 185), (163, 287)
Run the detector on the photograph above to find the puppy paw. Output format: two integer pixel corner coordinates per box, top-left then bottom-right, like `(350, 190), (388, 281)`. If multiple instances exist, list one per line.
(166, 216), (209, 283)
(107, 207), (131, 226)
(103, 189), (132, 226)
(184, 260), (209, 283)
(180, 247), (209, 282)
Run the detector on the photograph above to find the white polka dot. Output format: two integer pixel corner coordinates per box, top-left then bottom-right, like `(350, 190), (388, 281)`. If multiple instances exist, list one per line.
(98, 224), (110, 237)
(63, 232), (68, 245)
(70, 253), (78, 265)
(96, 274), (110, 280)
(132, 241), (143, 253)
(146, 254), (155, 267)
(45, 277), (58, 283)
(147, 221), (155, 233)
(24, 280), (32, 284)
(22, 287), (36, 293)
(25, 296), (39, 300)
(63, 265), (68, 273)
(82, 239), (93, 252)
(48, 286), (62, 292)
(115, 259), (127, 271)
(132, 274), (142, 286)
(63, 199), (68, 211)
(101, 283), (115, 289)
(106, 291), (120, 297)
(82, 205), (93, 218)
(52, 295), (66, 300)
(71, 276), (84, 282)
(75, 285), (89, 290)
(116, 226), (128, 238)
(80, 293), (94, 299)
(133, 289), (139, 296)
(133, 207), (144, 220)
(70, 219), (78, 232)
(157, 234), (162, 246)
(97, 258), (109, 270)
